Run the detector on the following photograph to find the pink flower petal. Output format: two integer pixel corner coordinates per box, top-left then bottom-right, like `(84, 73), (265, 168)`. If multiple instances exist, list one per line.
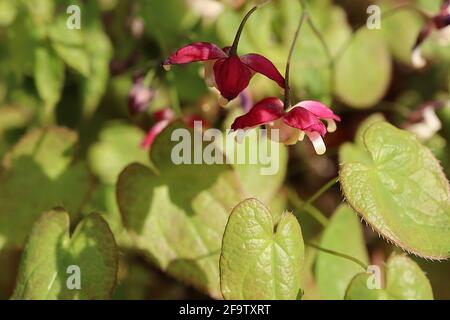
(283, 107), (327, 136)
(441, 0), (450, 13)
(294, 100), (341, 121)
(240, 54), (285, 88)
(153, 108), (175, 122)
(231, 97), (284, 130)
(141, 120), (171, 150)
(163, 42), (227, 66)
(213, 56), (253, 101)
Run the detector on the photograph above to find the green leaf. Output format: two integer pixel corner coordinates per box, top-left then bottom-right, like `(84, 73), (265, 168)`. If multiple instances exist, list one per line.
(34, 46), (65, 109)
(12, 209), (118, 300)
(225, 128), (288, 203)
(49, 17), (90, 76)
(335, 28), (391, 108)
(0, 127), (92, 249)
(380, 2), (422, 65)
(88, 122), (148, 185)
(116, 122), (243, 298)
(345, 254), (433, 300)
(0, 0), (17, 26)
(340, 122), (450, 259)
(81, 28), (112, 117)
(25, 0), (54, 25)
(315, 205), (369, 300)
(339, 113), (386, 164)
(220, 198), (304, 300)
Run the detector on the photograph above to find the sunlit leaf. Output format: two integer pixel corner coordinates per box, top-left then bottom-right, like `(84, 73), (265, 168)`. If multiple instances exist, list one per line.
(117, 122), (243, 298)
(340, 122), (450, 259)
(345, 254), (433, 300)
(220, 198), (304, 300)
(12, 209), (118, 300)
(0, 127), (92, 249)
(88, 122), (148, 185)
(335, 28), (391, 108)
(34, 45), (65, 109)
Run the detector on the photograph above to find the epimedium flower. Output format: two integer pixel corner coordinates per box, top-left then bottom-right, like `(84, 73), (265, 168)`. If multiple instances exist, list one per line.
(128, 74), (154, 116)
(231, 97), (340, 155)
(412, 0), (450, 68)
(162, 42), (284, 106)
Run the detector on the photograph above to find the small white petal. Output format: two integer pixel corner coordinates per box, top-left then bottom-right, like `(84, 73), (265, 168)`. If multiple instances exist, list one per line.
(218, 96), (229, 107)
(203, 60), (217, 87)
(306, 132), (326, 155)
(326, 119), (337, 133)
(436, 26), (450, 45)
(298, 131), (305, 141)
(163, 64), (172, 71)
(412, 48), (426, 68)
(406, 107), (442, 141)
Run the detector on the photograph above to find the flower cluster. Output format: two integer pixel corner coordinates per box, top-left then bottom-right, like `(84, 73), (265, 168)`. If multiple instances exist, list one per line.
(231, 97), (340, 155)
(412, 0), (450, 68)
(163, 42), (285, 106)
(161, 3), (340, 154)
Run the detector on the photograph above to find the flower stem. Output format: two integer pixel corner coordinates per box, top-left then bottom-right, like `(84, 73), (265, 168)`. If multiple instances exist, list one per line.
(284, 0), (307, 110)
(306, 16), (335, 98)
(306, 243), (368, 270)
(287, 187), (329, 227)
(229, 0), (271, 56)
(302, 176), (339, 210)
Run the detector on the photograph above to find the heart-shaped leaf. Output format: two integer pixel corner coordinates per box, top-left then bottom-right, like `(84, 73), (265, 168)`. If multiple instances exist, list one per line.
(340, 122), (450, 259)
(0, 127), (92, 250)
(220, 198), (304, 300)
(345, 254), (433, 300)
(12, 209), (118, 300)
(315, 205), (369, 300)
(335, 28), (391, 108)
(339, 113), (386, 164)
(117, 122), (243, 298)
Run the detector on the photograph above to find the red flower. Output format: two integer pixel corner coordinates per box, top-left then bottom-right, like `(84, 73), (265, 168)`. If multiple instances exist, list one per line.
(412, 1), (450, 68)
(163, 42), (285, 106)
(231, 97), (340, 155)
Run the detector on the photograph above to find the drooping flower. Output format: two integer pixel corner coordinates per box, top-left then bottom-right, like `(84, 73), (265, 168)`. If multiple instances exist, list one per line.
(163, 42), (285, 106)
(231, 97), (340, 155)
(128, 75), (154, 115)
(412, 1), (450, 68)
(141, 108), (208, 149)
(405, 101), (444, 140)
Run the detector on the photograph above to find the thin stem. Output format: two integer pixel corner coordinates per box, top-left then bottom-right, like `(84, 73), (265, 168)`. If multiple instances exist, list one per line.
(306, 16), (335, 97)
(284, 0), (307, 109)
(229, 0), (271, 56)
(302, 176), (339, 210)
(167, 71), (181, 116)
(157, 34), (182, 116)
(307, 243), (368, 270)
(287, 188), (329, 227)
